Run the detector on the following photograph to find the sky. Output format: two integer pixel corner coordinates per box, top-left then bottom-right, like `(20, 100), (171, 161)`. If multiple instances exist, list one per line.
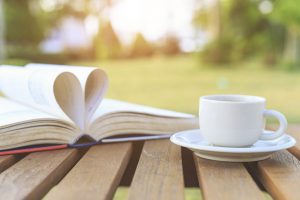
(108, 0), (203, 51)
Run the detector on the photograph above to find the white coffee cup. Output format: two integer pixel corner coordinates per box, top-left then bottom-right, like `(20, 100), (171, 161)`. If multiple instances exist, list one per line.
(199, 94), (287, 147)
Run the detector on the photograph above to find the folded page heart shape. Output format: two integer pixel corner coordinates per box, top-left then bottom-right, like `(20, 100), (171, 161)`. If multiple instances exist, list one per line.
(0, 64), (108, 131)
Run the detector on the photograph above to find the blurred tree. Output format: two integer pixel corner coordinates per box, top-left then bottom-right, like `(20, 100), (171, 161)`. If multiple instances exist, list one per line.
(195, 0), (274, 65)
(2, 0), (121, 61)
(226, 0), (272, 59)
(4, 0), (46, 61)
(95, 21), (122, 59)
(270, 0), (300, 68)
(4, 0), (44, 46)
(129, 33), (155, 58)
(161, 35), (181, 55)
(0, 0), (5, 61)
(208, 0), (222, 41)
(194, 0), (221, 40)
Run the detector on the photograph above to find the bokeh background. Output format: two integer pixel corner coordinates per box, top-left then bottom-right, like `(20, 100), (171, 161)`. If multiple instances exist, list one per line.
(0, 0), (300, 124)
(0, 0), (299, 199)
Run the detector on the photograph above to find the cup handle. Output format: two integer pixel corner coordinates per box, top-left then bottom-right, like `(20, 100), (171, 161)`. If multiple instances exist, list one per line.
(260, 109), (287, 140)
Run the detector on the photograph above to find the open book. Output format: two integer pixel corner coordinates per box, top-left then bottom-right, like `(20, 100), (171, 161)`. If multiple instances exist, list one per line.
(0, 64), (197, 152)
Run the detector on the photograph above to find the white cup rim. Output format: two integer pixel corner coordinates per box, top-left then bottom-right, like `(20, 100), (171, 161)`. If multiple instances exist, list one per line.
(200, 94), (266, 104)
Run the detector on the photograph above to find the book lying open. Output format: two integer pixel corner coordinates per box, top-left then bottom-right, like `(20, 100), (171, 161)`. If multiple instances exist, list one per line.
(0, 64), (197, 153)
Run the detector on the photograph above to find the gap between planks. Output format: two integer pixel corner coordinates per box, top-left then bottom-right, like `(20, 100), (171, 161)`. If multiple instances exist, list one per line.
(0, 148), (85, 200)
(0, 154), (24, 173)
(44, 142), (133, 200)
(248, 150), (300, 200)
(244, 122), (300, 200)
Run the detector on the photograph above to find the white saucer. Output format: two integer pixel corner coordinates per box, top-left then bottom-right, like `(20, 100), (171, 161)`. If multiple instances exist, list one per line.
(170, 129), (296, 162)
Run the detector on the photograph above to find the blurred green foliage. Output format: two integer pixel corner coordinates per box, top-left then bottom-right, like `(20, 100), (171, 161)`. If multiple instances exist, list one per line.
(195, 0), (300, 69)
(3, 0), (79, 63)
(270, 0), (300, 69)
(271, 0), (300, 27)
(4, 0), (44, 45)
(2, 0), (182, 62)
(2, 0), (300, 67)
(4, 0), (45, 61)
(96, 21), (122, 60)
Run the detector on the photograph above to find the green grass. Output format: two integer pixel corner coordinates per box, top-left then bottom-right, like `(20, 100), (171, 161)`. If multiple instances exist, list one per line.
(73, 55), (300, 123)
(112, 187), (273, 200)
(112, 187), (202, 200)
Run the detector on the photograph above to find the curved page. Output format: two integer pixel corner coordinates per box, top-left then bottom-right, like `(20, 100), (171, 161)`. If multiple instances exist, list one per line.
(90, 98), (195, 127)
(0, 97), (61, 127)
(0, 66), (85, 130)
(93, 99), (194, 118)
(26, 63), (108, 125)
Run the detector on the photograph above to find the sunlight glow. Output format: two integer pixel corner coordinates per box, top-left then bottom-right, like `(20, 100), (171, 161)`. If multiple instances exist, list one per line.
(85, 15), (99, 37)
(109, 0), (198, 44)
(40, 0), (57, 12)
(258, 0), (273, 15)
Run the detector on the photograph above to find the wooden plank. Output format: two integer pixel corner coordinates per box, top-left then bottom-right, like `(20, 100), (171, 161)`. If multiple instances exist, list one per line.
(285, 124), (300, 159)
(194, 156), (264, 200)
(254, 150), (300, 200)
(0, 155), (22, 173)
(44, 143), (133, 200)
(0, 149), (84, 200)
(267, 124), (300, 159)
(128, 140), (185, 200)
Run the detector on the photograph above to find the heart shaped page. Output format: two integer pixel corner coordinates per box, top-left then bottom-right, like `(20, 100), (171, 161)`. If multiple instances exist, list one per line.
(26, 64), (108, 127)
(53, 72), (85, 129)
(0, 66), (85, 130)
(84, 68), (108, 121)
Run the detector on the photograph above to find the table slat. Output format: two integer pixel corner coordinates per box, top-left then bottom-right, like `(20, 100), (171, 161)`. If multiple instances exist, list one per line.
(44, 143), (132, 200)
(194, 156), (264, 200)
(0, 149), (83, 200)
(0, 155), (22, 173)
(285, 124), (300, 159)
(254, 150), (300, 200)
(128, 140), (185, 200)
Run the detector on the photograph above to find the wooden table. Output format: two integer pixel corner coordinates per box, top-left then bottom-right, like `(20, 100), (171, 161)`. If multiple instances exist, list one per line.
(0, 125), (300, 200)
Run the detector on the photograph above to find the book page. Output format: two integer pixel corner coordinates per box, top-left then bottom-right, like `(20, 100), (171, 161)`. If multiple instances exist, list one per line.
(0, 97), (62, 127)
(90, 98), (195, 126)
(0, 97), (80, 150)
(0, 66), (85, 129)
(26, 64), (108, 124)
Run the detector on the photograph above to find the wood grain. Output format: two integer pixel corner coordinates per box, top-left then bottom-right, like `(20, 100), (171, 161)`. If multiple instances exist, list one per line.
(254, 150), (300, 200)
(194, 155), (264, 200)
(0, 155), (22, 173)
(128, 140), (185, 200)
(285, 124), (300, 159)
(0, 149), (84, 200)
(267, 124), (300, 159)
(44, 143), (133, 200)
